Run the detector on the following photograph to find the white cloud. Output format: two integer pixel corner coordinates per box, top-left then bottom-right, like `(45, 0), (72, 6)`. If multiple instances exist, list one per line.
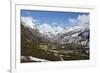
(69, 18), (76, 23)
(38, 23), (54, 33)
(77, 14), (89, 26)
(21, 16), (64, 36)
(38, 23), (63, 36)
(69, 14), (89, 27)
(21, 16), (39, 29)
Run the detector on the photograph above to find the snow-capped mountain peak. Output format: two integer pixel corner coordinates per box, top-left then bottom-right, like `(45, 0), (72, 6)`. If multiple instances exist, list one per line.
(21, 16), (64, 37)
(21, 15), (89, 42)
(37, 23), (64, 37)
(21, 16), (37, 29)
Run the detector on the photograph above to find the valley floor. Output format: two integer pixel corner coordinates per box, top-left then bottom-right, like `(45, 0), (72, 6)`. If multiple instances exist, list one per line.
(21, 48), (89, 63)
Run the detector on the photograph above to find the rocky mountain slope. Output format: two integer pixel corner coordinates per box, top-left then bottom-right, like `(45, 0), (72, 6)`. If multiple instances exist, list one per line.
(21, 17), (90, 63)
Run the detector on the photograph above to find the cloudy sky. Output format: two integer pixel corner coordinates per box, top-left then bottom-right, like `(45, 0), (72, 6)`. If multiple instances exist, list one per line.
(21, 9), (89, 28)
(21, 10), (90, 35)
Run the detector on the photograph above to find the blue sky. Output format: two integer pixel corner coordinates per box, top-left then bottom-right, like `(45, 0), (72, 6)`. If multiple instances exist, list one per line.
(21, 9), (89, 27)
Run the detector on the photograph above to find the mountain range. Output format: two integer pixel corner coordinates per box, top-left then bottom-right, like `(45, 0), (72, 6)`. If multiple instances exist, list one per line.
(21, 16), (89, 46)
(21, 16), (90, 62)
